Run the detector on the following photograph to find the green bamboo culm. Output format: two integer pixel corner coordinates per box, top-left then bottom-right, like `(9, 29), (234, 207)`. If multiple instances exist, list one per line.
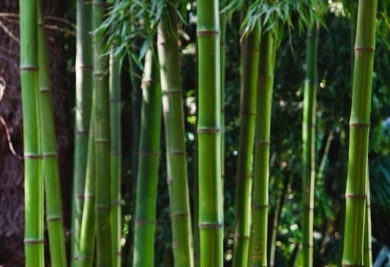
(77, 107), (96, 267)
(364, 172), (372, 267)
(342, 0), (377, 265)
(110, 48), (122, 267)
(301, 25), (318, 267)
(232, 19), (260, 267)
(249, 28), (276, 267)
(132, 46), (162, 267)
(72, 0), (93, 264)
(157, 2), (194, 267)
(19, 0), (44, 266)
(220, 10), (227, 205)
(93, 0), (112, 265)
(37, 3), (67, 267)
(197, 0), (223, 266)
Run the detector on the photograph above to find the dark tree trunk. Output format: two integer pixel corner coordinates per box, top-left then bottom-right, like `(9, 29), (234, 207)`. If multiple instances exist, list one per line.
(0, 1), (71, 265)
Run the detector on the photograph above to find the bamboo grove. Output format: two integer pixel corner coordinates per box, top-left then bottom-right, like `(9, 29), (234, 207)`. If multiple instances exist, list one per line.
(15, 0), (388, 266)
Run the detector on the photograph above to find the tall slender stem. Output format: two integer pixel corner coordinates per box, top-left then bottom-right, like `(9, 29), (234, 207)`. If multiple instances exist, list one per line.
(197, 0), (223, 266)
(233, 19), (260, 267)
(250, 28), (276, 267)
(342, 0), (377, 265)
(110, 48), (122, 267)
(93, 0), (112, 265)
(72, 1), (93, 264)
(37, 3), (67, 267)
(157, 2), (194, 266)
(19, 0), (44, 266)
(132, 46), (162, 267)
(302, 25), (318, 267)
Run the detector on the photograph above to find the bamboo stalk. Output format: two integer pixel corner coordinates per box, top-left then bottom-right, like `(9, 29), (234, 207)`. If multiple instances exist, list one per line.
(37, 3), (67, 267)
(301, 25), (318, 267)
(72, 0), (93, 264)
(93, 0), (112, 265)
(197, 0), (223, 266)
(342, 0), (377, 265)
(110, 48), (122, 267)
(250, 28), (276, 267)
(157, 2), (194, 266)
(19, 0), (44, 266)
(364, 172), (372, 267)
(77, 110), (96, 267)
(233, 19), (260, 267)
(132, 46), (162, 267)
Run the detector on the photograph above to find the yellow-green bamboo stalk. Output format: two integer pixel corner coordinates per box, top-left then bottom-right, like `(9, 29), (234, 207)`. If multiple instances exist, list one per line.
(72, 0), (93, 264)
(110, 48), (122, 267)
(93, 0), (112, 265)
(19, 0), (44, 266)
(37, 3), (67, 267)
(250, 28), (276, 267)
(233, 19), (260, 267)
(302, 25), (318, 267)
(77, 109), (96, 267)
(133, 46), (161, 267)
(157, 2), (194, 266)
(342, 0), (377, 265)
(364, 174), (372, 267)
(197, 0), (223, 266)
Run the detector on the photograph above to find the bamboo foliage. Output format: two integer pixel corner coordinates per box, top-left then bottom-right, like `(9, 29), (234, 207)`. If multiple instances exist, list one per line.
(301, 25), (318, 267)
(110, 48), (122, 267)
(93, 0), (112, 265)
(342, 0), (377, 265)
(233, 18), (260, 267)
(19, 0), (44, 266)
(197, 0), (223, 266)
(37, 3), (67, 267)
(250, 27), (276, 267)
(157, 2), (194, 266)
(133, 46), (161, 267)
(72, 0), (93, 264)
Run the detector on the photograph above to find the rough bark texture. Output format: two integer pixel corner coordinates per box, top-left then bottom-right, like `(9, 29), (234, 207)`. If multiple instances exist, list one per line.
(0, 1), (71, 266)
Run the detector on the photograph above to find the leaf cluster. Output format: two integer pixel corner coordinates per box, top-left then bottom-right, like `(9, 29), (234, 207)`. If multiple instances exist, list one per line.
(223, 0), (326, 37)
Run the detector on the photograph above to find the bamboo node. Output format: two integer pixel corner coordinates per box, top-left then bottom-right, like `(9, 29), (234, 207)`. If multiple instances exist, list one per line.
(24, 239), (44, 244)
(134, 219), (156, 225)
(162, 90), (181, 96)
(197, 127), (221, 134)
(354, 46), (375, 52)
(46, 215), (63, 222)
(254, 140), (270, 146)
(173, 212), (189, 218)
(95, 204), (111, 210)
(95, 138), (110, 143)
(75, 255), (93, 261)
(197, 30), (220, 36)
(199, 223), (223, 229)
(43, 152), (58, 158)
(167, 177), (173, 185)
(349, 122), (370, 128)
(20, 66), (39, 71)
(170, 150), (185, 156)
(77, 64), (93, 70)
(236, 173), (252, 180)
(253, 203), (269, 209)
(345, 193), (366, 200)
(240, 111), (256, 116)
(39, 87), (51, 93)
(234, 234), (250, 240)
(24, 153), (43, 159)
